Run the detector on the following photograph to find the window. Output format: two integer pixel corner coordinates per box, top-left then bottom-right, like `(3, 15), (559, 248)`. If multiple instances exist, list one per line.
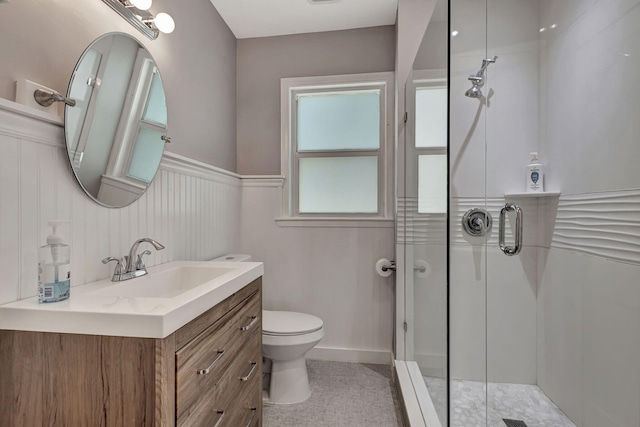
(126, 68), (167, 183)
(104, 49), (167, 186)
(281, 73), (394, 224)
(414, 80), (447, 214)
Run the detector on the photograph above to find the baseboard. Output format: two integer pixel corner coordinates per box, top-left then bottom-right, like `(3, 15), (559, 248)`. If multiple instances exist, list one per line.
(307, 346), (393, 365)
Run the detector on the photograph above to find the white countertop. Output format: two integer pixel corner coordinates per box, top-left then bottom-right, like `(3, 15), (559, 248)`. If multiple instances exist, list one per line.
(0, 261), (263, 339)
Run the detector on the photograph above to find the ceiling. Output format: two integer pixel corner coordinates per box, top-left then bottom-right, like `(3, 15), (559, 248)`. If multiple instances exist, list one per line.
(209, 0), (399, 39)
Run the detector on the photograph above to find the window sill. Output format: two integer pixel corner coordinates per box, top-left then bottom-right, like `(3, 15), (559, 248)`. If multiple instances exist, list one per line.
(275, 217), (395, 228)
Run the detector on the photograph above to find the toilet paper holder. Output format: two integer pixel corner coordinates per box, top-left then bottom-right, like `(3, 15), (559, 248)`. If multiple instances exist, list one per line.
(379, 261), (427, 273)
(381, 261), (396, 272)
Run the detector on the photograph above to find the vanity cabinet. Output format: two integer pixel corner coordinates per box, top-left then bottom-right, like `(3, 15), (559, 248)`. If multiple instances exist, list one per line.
(0, 278), (262, 427)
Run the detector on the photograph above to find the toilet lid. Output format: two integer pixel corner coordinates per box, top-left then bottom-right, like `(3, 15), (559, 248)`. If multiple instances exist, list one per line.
(262, 310), (323, 336)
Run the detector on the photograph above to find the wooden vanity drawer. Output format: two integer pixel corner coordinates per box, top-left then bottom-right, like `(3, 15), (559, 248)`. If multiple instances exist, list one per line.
(209, 332), (262, 427)
(177, 329), (261, 426)
(227, 367), (262, 427)
(176, 291), (261, 425)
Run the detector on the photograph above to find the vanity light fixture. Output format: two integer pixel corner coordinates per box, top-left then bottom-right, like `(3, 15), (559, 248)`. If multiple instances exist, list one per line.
(102, 0), (175, 40)
(129, 0), (151, 10)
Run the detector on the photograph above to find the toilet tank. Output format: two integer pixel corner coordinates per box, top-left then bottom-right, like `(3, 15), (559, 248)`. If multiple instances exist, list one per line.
(209, 254), (252, 262)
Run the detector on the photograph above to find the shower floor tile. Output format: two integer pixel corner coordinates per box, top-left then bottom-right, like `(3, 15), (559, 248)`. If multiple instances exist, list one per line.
(424, 377), (576, 427)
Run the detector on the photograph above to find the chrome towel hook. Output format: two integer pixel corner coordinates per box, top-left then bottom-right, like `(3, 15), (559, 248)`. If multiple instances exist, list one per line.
(499, 203), (523, 256)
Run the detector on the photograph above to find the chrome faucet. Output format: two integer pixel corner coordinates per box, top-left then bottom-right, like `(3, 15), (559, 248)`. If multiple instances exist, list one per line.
(102, 238), (165, 282)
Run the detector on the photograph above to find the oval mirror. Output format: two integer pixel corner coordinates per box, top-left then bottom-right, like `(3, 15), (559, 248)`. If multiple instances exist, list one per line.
(65, 32), (168, 208)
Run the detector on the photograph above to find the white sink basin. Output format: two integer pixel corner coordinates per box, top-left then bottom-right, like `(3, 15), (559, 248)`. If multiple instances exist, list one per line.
(88, 265), (236, 298)
(0, 260), (264, 339)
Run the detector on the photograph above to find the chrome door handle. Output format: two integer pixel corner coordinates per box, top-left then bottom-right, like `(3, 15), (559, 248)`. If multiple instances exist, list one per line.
(244, 407), (257, 427)
(240, 315), (258, 331)
(239, 361), (258, 381)
(213, 410), (225, 427)
(197, 350), (225, 375)
(499, 203), (523, 256)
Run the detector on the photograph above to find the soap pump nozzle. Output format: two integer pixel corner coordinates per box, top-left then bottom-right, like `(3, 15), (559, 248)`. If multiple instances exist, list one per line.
(46, 220), (69, 281)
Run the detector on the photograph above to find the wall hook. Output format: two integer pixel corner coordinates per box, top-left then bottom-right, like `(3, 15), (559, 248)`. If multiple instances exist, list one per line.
(34, 89), (76, 107)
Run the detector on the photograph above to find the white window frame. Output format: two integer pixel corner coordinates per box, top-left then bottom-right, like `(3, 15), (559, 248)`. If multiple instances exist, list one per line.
(279, 72), (395, 227)
(409, 70), (447, 216)
(105, 48), (166, 185)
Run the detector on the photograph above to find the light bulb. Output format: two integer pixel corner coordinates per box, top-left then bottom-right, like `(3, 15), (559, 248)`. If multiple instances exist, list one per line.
(130, 0), (152, 10)
(154, 12), (175, 34)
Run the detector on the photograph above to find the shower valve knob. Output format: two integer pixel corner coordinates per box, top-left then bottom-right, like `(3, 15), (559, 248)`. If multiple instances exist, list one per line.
(462, 208), (493, 236)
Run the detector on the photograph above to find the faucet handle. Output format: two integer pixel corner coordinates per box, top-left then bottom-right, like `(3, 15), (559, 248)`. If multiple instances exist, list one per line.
(102, 256), (126, 275)
(136, 250), (152, 271)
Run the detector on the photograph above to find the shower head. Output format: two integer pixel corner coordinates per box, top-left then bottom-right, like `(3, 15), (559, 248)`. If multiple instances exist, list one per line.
(465, 56), (498, 98)
(465, 85), (483, 98)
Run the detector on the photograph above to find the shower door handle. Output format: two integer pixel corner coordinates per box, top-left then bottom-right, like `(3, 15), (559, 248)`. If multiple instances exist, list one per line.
(499, 203), (523, 256)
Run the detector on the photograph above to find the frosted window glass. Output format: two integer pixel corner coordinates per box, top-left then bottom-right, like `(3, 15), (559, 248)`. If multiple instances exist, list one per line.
(415, 87), (447, 148)
(142, 71), (167, 126)
(299, 157), (378, 213)
(127, 127), (164, 183)
(297, 92), (380, 151)
(418, 155), (447, 213)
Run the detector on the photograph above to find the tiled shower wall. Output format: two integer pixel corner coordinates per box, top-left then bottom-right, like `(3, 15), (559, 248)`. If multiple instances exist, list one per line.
(443, 8), (640, 427)
(535, 1), (640, 425)
(0, 103), (241, 305)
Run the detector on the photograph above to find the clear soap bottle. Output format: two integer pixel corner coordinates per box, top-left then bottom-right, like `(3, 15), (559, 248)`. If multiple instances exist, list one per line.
(38, 220), (71, 303)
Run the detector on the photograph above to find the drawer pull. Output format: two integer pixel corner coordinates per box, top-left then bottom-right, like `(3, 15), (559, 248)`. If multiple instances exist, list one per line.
(240, 361), (258, 381)
(213, 410), (225, 427)
(240, 315), (258, 331)
(244, 407), (257, 427)
(197, 350), (225, 375)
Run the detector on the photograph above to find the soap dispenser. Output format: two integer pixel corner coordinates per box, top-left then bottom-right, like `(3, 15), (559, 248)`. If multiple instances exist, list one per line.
(38, 220), (71, 303)
(526, 152), (544, 193)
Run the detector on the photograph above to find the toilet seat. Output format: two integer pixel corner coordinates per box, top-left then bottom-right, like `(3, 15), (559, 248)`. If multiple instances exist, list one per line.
(263, 310), (323, 336)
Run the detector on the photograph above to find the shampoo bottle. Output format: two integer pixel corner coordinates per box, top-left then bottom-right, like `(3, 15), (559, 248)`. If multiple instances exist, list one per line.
(526, 152), (544, 193)
(38, 220), (71, 303)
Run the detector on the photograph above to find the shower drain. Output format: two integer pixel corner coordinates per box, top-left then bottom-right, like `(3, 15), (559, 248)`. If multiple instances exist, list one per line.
(503, 420), (528, 427)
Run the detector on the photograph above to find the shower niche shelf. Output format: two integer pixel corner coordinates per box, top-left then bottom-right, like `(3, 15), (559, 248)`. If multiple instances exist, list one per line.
(504, 191), (561, 198)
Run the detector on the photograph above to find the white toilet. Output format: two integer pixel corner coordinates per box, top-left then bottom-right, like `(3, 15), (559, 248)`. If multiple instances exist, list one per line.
(262, 310), (324, 404)
(209, 254), (325, 405)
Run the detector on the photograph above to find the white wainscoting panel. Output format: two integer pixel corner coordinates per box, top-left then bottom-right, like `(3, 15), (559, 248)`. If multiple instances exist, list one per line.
(240, 178), (395, 362)
(0, 101), (241, 305)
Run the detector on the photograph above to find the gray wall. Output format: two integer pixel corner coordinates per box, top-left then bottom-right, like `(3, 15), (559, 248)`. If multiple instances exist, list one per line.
(0, 0), (237, 171)
(236, 26), (396, 175)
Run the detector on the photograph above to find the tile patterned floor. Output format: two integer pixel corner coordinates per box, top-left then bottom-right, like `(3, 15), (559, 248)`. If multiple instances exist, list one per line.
(263, 360), (404, 427)
(424, 376), (577, 427)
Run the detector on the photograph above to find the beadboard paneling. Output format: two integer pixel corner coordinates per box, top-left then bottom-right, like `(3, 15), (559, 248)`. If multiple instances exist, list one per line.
(0, 103), (241, 305)
(240, 179), (395, 360)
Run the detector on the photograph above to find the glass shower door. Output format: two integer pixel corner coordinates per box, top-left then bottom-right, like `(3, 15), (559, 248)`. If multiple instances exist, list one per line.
(400, 1), (456, 425)
(448, 0), (491, 425)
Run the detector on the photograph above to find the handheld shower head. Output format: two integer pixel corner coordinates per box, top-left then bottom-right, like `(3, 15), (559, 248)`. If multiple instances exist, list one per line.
(478, 56), (498, 76)
(465, 56), (498, 98)
(465, 86), (483, 98)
